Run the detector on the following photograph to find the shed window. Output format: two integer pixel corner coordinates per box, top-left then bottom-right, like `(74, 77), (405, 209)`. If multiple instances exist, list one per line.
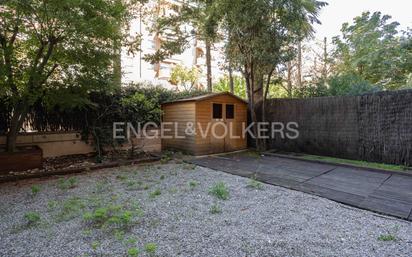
(213, 103), (223, 119)
(226, 104), (234, 119)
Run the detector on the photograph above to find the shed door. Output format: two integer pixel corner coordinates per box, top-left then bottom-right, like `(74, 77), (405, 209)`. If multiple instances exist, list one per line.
(210, 103), (225, 153)
(224, 104), (236, 151)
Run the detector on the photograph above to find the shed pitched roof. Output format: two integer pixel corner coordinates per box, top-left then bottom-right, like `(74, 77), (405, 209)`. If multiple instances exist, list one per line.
(161, 92), (248, 105)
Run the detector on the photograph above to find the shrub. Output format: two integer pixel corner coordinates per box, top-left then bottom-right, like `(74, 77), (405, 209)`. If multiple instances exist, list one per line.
(209, 182), (229, 200)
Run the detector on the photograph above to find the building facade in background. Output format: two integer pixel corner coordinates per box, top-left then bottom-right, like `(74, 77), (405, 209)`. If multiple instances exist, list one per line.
(122, 0), (226, 90)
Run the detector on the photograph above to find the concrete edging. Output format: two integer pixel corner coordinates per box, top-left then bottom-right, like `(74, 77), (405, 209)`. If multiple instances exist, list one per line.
(263, 152), (412, 178)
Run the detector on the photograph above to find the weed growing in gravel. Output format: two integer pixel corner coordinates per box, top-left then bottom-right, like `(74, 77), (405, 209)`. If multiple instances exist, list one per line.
(160, 175), (165, 180)
(209, 182), (229, 200)
(189, 180), (198, 189)
(247, 175), (263, 190)
(116, 174), (128, 181)
(125, 237), (137, 245)
(378, 234), (396, 241)
(127, 247), (139, 257)
(47, 200), (58, 211)
(114, 230), (125, 241)
(95, 178), (111, 193)
(57, 177), (77, 190)
(24, 211), (41, 226)
(91, 241), (100, 250)
(183, 163), (196, 170)
(30, 185), (41, 196)
(56, 197), (85, 221)
(83, 203), (139, 230)
(144, 243), (157, 255)
(209, 204), (222, 214)
(149, 189), (161, 198)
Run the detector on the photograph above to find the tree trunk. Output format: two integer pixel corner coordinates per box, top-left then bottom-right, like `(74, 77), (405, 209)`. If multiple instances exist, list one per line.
(6, 103), (28, 152)
(322, 37), (328, 80)
(297, 41), (302, 88)
(228, 64), (234, 94)
(262, 70), (274, 150)
(287, 62), (293, 98)
(205, 39), (213, 92)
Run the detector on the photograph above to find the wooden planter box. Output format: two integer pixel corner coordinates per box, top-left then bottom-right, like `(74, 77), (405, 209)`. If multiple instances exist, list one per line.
(0, 146), (43, 174)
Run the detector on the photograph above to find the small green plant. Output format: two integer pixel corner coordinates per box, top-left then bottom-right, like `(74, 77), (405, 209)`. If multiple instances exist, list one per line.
(189, 180), (198, 189)
(57, 177), (77, 190)
(83, 204), (137, 229)
(125, 237), (137, 246)
(127, 247), (139, 257)
(144, 243), (157, 255)
(47, 200), (58, 211)
(209, 182), (229, 200)
(24, 211), (41, 225)
(57, 197), (86, 221)
(247, 175), (263, 190)
(91, 241), (100, 251)
(116, 174), (128, 181)
(378, 234), (396, 241)
(160, 175), (165, 180)
(143, 184), (150, 190)
(149, 189), (161, 198)
(114, 230), (125, 241)
(30, 185), (41, 196)
(183, 163), (196, 170)
(95, 178), (111, 193)
(209, 204), (222, 214)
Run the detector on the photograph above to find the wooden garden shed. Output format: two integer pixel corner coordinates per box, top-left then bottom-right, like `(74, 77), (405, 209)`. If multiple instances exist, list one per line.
(161, 92), (248, 155)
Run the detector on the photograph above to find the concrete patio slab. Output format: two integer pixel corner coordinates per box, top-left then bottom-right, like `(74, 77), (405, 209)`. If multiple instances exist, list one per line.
(189, 153), (412, 221)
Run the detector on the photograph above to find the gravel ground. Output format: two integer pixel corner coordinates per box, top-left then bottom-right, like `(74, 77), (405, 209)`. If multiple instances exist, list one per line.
(0, 162), (411, 257)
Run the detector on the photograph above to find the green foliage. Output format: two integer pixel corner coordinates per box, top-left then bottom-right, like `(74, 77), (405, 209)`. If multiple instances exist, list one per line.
(170, 65), (200, 91)
(57, 177), (77, 190)
(144, 243), (157, 255)
(91, 241), (101, 251)
(57, 197), (86, 221)
(24, 211), (41, 225)
(247, 176), (263, 190)
(209, 182), (229, 200)
(127, 247), (139, 257)
(189, 180), (198, 189)
(378, 234), (396, 241)
(332, 12), (412, 90)
(83, 203), (138, 229)
(327, 74), (381, 96)
(214, 75), (247, 99)
(30, 185), (41, 196)
(209, 204), (222, 214)
(0, 0), (145, 152)
(149, 189), (161, 199)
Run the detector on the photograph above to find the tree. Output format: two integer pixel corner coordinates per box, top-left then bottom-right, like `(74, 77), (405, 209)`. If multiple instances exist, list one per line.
(219, 0), (327, 150)
(169, 64), (200, 91)
(332, 12), (412, 90)
(144, 0), (220, 92)
(0, 0), (143, 152)
(214, 75), (247, 99)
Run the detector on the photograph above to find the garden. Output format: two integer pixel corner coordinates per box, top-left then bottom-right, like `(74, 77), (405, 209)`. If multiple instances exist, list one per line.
(1, 156), (411, 257)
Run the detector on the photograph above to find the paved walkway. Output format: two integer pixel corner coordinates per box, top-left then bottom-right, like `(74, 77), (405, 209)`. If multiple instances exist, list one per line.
(190, 153), (412, 221)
